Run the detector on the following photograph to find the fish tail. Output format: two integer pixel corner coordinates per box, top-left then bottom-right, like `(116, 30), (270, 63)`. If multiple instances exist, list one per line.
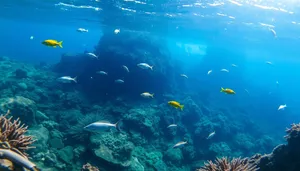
(32, 166), (41, 171)
(73, 76), (77, 83)
(58, 41), (63, 48)
(151, 93), (154, 98)
(150, 66), (153, 70)
(115, 120), (122, 132)
(220, 87), (224, 92)
(180, 105), (184, 111)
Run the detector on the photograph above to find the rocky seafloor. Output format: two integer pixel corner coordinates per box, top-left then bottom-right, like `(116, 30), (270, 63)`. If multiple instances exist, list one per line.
(0, 30), (295, 171)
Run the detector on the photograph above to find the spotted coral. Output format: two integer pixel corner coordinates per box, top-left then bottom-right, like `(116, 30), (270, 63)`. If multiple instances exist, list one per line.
(0, 110), (35, 156)
(198, 157), (258, 171)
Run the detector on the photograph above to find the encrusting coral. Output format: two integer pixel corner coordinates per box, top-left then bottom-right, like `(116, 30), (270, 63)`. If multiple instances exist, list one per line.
(0, 110), (38, 171)
(197, 157), (258, 171)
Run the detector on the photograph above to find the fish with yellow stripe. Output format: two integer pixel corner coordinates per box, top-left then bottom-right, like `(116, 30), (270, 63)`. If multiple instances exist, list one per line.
(220, 87), (235, 94)
(168, 101), (184, 110)
(42, 39), (63, 48)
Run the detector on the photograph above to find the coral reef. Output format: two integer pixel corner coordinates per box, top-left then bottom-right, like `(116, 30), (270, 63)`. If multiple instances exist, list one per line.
(0, 110), (38, 170)
(253, 123), (300, 171)
(198, 157), (258, 171)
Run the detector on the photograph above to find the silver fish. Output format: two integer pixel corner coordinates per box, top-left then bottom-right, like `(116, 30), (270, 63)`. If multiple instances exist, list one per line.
(167, 124), (177, 128)
(122, 65), (129, 72)
(207, 131), (215, 139)
(96, 71), (108, 75)
(84, 120), (121, 132)
(137, 63), (153, 70)
(115, 79), (124, 83)
(57, 76), (77, 83)
(173, 141), (187, 148)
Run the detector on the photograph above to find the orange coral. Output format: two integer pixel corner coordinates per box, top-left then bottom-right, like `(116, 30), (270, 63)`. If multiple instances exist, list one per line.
(198, 157), (258, 171)
(0, 110), (35, 156)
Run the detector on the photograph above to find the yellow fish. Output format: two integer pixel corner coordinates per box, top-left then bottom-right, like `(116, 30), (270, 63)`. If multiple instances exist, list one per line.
(42, 39), (63, 48)
(220, 87), (235, 94)
(168, 101), (184, 110)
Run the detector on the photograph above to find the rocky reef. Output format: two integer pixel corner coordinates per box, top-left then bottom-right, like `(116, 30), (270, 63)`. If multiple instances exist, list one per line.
(198, 122), (300, 171)
(0, 31), (291, 171)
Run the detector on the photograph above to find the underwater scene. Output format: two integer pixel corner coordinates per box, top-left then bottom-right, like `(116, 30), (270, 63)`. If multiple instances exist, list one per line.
(1, 0), (300, 170)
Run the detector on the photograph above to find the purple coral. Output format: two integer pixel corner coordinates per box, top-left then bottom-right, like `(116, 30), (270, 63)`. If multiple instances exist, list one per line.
(198, 157), (258, 171)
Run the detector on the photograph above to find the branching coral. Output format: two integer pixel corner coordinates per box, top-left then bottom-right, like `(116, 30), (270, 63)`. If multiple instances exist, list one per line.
(198, 157), (258, 171)
(0, 110), (35, 156)
(0, 110), (39, 171)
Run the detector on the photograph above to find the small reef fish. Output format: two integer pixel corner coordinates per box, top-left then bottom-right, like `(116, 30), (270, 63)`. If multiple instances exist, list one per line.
(245, 89), (250, 95)
(86, 53), (98, 59)
(168, 101), (184, 110)
(137, 63), (153, 70)
(220, 87), (235, 94)
(42, 39), (63, 48)
(30, 36), (34, 40)
(84, 120), (121, 132)
(278, 104), (287, 110)
(115, 79), (124, 83)
(180, 74), (188, 79)
(231, 64), (238, 67)
(77, 28), (88, 33)
(207, 131), (216, 139)
(173, 141), (188, 148)
(207, 70), (212, 75)
(96, 71), (108, 75)
(141, 92), (154, 98)
(122, 65), (130, 72)
(269, 28), (277, 38)
(57, 76), (77, 83)
(266, 61), (273, 65)
(220, 69), (229, 72)
(114, 29), (120, 34)
(167, 124), (177, 128)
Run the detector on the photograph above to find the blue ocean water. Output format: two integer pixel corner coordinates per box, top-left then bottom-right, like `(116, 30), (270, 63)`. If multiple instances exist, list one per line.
(1, 0), (300, 170)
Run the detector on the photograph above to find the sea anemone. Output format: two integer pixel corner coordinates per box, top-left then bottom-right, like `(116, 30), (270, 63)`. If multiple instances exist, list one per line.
(198, 157), (258, 171)
(284, 123), (300, 142)
(0, 110), (35, 156)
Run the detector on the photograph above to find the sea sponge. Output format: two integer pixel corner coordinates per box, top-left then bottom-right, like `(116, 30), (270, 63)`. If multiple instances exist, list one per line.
(198, 157), (258, 171)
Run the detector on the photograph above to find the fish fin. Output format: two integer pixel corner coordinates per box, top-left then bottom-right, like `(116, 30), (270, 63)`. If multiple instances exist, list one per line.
(58, 41), (63, 48)
(150, 66), (153, 70)
(73, 76), (77, 83)
(180, 105), (184, 111)
(115, 120), (122, 132)
(220, 87), (224, 92)
(151, 93), (154, 98)
(53, 46), (57, 48)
